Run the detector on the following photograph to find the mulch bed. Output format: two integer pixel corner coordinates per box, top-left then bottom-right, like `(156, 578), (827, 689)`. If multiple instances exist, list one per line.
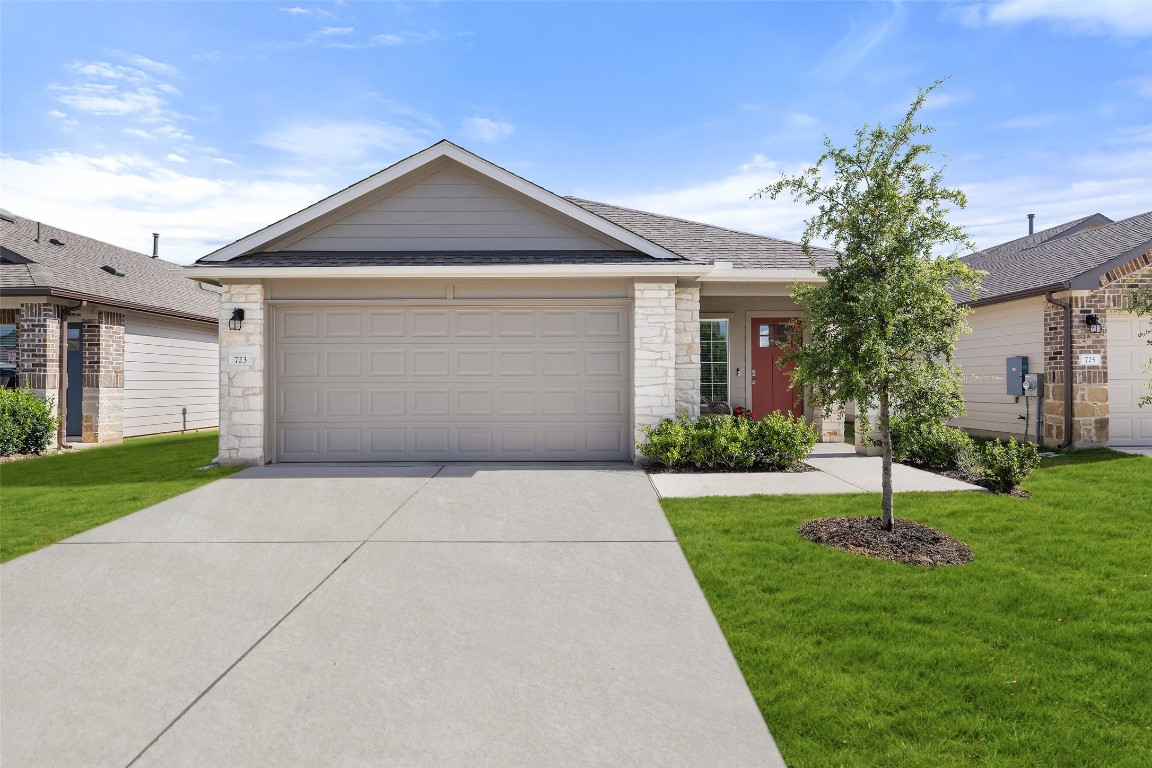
(798, 516), (973, 567)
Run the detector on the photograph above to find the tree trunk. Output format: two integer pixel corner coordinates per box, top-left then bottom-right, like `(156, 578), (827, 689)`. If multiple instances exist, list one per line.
(879, 387), (894, 531)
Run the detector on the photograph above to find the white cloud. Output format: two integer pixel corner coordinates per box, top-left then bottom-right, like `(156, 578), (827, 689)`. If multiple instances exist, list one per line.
(590, 155), (820, 248)
(0, 151), (327, 264)
(787, 112), (820, 128)
(48, 109), (69, 120)
(258, 118), (432, 162)
(279, 6), (310, 15)
(459, 117), (515, 144)
(1130, 75), (1152, 98)
(957, 1), (1152, 37)
(166, 153), (188, 163)
(123, 128), (153, 139)
(994, 113), (1067, 129)
(817, 2), (905, 77)
(314, 26), (353, 37)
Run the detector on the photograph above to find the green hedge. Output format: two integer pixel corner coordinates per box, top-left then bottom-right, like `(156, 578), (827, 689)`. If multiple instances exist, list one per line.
(638, 412), (818, 471)
(0, 386), (58, 456)
(890, 417), (977, 472)
(975, 438), (1042, 493)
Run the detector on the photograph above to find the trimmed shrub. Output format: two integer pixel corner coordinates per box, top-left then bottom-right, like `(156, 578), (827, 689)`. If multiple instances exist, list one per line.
(891, 417), (976, 472)
(977, 438), (1041, 493)
(638, 411), (818, 471)
(0, 386), (58, 456)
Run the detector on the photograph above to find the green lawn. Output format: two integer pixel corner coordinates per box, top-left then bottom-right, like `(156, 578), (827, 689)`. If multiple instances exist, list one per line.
(662, 450), (1152, 767)
(1, 431), (241, 562)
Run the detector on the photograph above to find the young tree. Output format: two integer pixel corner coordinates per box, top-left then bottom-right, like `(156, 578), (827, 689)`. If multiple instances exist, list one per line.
(757, 81), (981, 530)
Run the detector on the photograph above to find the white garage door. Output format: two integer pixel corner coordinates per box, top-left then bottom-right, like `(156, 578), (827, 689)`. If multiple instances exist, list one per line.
(1108, 313), (1152, 446)
(272, 305), (632, 461)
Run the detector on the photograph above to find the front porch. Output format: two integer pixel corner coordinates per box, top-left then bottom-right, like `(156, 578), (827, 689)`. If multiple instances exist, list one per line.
(676, 279), (844, 443)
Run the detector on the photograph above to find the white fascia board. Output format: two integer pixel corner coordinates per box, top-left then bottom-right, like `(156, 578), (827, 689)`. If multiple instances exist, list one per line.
(199, 141), (682, 263)
(699, 268), (824, 283)
(182, 264), (711, 282)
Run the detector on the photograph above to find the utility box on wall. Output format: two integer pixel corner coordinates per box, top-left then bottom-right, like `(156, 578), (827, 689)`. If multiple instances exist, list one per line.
(1023, 372), (1043, 397)
(1006, 356), (1028, 396)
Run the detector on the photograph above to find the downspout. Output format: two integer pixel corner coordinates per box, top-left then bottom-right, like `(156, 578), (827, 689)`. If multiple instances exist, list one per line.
(1044, 291), (1073, 449)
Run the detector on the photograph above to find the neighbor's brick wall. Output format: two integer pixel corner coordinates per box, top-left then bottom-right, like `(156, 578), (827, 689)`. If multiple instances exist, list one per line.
(633, 281), (677, 452)
(18, 303), (63, 423)
(218, 282), (265, 465)
(1043, 258), (1152, 448)
(81, 310), (125, 443)
(674, 285), (701, 419)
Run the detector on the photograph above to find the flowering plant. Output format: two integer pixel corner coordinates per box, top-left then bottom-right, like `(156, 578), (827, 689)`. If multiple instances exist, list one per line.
(732, 407), (756, 420)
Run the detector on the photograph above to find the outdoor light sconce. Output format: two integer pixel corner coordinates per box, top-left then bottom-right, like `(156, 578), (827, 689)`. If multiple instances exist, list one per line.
(228, 308), (245, 331)
(1084, 313), (1103, 334)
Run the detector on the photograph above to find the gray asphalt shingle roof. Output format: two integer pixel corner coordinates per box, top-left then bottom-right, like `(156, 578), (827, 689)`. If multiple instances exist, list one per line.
(962, 211), (1152, 303)
(568, 198), (838, 269)
(1, 213), (219, 321)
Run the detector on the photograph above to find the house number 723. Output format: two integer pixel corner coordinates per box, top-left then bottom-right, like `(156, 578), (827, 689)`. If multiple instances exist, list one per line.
(230, 354), (250, 365)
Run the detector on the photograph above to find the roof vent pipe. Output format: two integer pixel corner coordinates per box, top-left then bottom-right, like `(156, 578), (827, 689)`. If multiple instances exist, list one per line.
(152, 233), (159, 258)
(36, 221), (41, 243)
(1027, 213), (1035, 235)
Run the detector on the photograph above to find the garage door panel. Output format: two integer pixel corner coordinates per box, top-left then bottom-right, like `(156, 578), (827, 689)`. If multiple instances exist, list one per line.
(273, 305), (630, 461)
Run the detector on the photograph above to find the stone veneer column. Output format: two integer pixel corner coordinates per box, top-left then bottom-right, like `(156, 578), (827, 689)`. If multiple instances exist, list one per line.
(18, 302), (62, 430)
(674, 285), (701, 418)
(218, 282), (266, 465)
(633, 282), (677, 452)
(81, 310), (125, 443)
(813, 404), (845, 443)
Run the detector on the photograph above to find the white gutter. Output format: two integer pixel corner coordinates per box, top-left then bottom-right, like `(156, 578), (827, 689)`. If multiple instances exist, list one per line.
(699, 268), (823, 283)
(183, 263), (712, 282)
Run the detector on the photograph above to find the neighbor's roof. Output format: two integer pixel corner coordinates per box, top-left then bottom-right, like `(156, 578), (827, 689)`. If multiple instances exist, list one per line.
(0, 212), (219, 321)
(568, 198), (838, 269)
(961, 211), (1152, 304)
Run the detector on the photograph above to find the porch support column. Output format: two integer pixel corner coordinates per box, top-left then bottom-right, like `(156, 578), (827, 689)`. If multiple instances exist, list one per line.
(218, 282), (266, 466)
(674, 284), (701, 418)
(18, 302), (62, 445)
(81, 310), (125, 443)
(633, 281), (677, 452)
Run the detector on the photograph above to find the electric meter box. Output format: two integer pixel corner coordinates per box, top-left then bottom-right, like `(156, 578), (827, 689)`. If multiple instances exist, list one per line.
(1022, 373), (1043, 397)
(1006, 356), (1028, 396)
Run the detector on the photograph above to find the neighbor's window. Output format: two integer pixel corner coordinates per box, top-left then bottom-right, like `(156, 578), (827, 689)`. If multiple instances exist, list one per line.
(700, 319), (729, 403)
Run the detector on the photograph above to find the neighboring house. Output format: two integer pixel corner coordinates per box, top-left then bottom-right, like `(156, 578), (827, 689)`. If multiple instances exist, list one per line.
(954, 212), (1152, 448)
(187, 140), (843, 465)
(1, 210), (220, 445)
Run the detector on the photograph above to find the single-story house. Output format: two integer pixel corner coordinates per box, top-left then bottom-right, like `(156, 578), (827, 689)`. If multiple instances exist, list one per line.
(1, 210), (220, 445)
(187, 140), (845, 465)
(954, 211), (1152, 448)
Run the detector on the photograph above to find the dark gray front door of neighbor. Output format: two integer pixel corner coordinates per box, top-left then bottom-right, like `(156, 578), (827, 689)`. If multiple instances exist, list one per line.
(66, 325), (82, 437)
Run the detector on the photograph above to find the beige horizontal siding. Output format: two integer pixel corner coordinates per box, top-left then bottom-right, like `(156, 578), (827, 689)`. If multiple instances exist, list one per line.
(953, 297), (1045, 437)
(124, 315), (219, 437)
(283, 168), (622, 252)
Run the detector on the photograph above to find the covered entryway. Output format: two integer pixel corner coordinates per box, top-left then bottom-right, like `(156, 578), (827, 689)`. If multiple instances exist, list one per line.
(1108, 312), (1152, 446)
(271, 304), (632, 461)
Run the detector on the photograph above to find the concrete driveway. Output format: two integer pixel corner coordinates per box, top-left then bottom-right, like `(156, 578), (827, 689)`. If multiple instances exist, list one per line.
(1, 464), (785, 768)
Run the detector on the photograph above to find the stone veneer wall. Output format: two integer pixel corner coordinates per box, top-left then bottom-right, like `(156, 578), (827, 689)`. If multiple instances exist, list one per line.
(674, 285), (701, 419)
(1043, 258), (1152, 447)
(633, 282), (677, 449)
(18, 302), (62, 428)
(218, 282), (266, 465)
(81, 311), (125, 443)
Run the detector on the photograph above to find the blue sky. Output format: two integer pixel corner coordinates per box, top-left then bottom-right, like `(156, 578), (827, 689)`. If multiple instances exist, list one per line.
(2, 1), (1150, 264)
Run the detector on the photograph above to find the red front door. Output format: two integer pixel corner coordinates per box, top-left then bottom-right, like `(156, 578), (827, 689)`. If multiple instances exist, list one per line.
(750, 317), (802, 417)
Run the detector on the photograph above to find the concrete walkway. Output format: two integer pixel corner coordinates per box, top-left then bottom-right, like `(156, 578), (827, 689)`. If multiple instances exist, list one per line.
(1, 464), (784, 768)
(650, 442), (986, 498)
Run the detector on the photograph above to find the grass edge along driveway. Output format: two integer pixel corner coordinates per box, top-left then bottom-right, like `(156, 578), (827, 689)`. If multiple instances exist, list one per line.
(662, 449), (1151, 768)
(1, 431), (240, 562)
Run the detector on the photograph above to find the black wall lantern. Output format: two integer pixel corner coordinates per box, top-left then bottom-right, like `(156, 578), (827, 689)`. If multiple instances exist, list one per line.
(228, 308), (245, 331)
(1084, 313), (1103, 334)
